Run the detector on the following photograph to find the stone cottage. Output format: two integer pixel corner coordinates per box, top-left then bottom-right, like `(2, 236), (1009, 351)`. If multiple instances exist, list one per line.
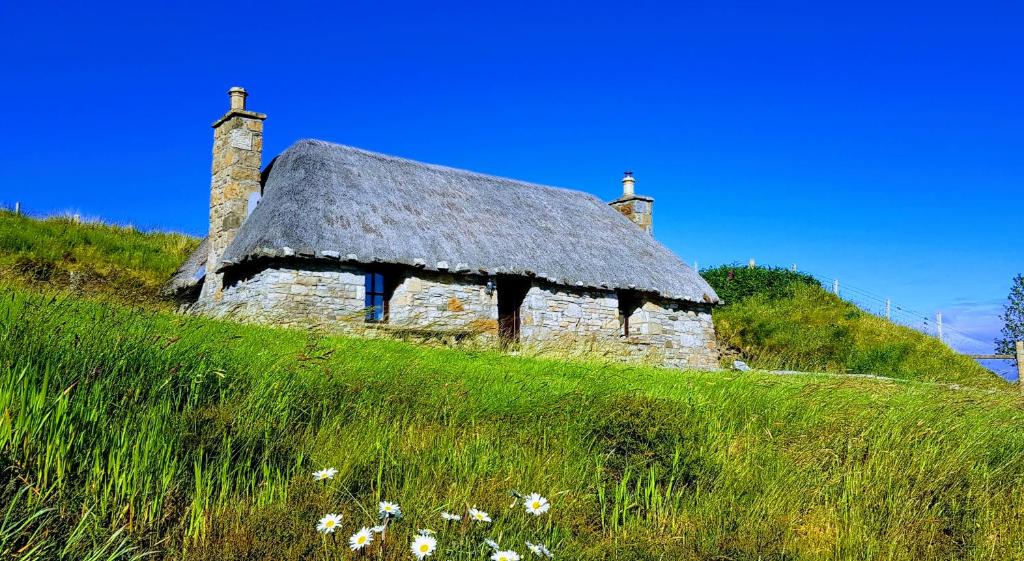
(166, 88), (721, 368)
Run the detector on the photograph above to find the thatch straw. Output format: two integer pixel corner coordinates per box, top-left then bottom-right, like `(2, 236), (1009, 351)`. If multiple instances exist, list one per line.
(173, 139), (719, 304)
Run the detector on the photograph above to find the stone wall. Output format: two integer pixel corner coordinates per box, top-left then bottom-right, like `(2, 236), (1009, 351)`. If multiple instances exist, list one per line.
(195, 262), (718, 369)
(520, 285), (620, 339)
(390, 273), (498, 333)
(519, 283), (718, 369)
(200, 91), (266, 302)
(195, 263), (365, 328)
(622, 299), (718, 369)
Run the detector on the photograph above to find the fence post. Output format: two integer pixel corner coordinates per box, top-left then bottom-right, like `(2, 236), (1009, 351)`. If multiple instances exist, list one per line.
(833, 279), (840, 296)
(14, 201), (20, 215)
(1017, 341), (1024, 388)
(748, 258), (756, 269)
(936, 312), (943, 342)
(885, 299), (891, 320)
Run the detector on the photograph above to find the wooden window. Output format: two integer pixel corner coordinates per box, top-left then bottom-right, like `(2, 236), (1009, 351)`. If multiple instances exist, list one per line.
(364, 272), (388, 322)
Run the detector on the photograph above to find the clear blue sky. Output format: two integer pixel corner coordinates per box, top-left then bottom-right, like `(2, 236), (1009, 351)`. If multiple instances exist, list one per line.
(1, 1), (1020, 359)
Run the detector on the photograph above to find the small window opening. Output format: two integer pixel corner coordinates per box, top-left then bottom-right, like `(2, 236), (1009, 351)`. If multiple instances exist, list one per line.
(364, 272), (389, 322)
(618, 292), (641, 337)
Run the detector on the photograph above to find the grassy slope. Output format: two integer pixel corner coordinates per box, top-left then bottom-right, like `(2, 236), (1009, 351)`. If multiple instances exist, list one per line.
(2, 288), (1024, 561)
(2, 213), (1021, 559)
(714, 284), (1005, 389)
(0, 211), (197, 306)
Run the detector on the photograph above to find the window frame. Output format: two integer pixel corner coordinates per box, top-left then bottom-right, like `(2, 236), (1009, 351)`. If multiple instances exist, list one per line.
(364, 271), (389, 323)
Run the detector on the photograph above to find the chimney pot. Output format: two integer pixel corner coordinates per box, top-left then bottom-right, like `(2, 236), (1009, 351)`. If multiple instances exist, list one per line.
(609, 169), (653, 234)
(228, 87), (247, 111)
(622, 170), (636, 197)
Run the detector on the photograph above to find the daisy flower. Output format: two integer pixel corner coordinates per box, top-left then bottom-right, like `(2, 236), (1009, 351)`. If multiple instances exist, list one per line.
(491, 550), (521, 561)
(441, 512), (462, 522)
(316, 513), (342, 534)
(484, 538), (500, 550)
(313, 467), (338, 481)
(526, 541), (553, 558)
(468, 507), (492, 523)
(378, 501), (402, 519)
(411, 534), (437, 559)
(418, 528), (435, 536)
(371, 525), (387, 534)
(349, 527), (373, 550)
(523, 493), (550, 516)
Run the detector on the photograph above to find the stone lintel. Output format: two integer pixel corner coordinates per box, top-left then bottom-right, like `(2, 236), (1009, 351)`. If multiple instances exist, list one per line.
(610, 194), (654, 204)
(212, 110), (268, 128)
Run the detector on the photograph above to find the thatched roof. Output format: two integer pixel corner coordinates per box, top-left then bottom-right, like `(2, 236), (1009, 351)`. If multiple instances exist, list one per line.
(183, 139), (719, 303)
(163, 236), (208, 297)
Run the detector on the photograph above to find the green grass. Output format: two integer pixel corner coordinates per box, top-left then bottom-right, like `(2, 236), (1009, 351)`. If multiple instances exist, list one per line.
(0, 211), (197, 306)
(2, 286), (1024, 560)
(1, 213), (1019, 559)
(714, 284), (1006, 389)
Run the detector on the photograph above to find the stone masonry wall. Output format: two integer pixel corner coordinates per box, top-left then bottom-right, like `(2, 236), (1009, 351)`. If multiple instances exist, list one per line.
(195, 263), (365, 328)
(520, 285), (621, 339)
(519, 283), (718, 369)
(200, 106), (265, 302)
(195, 262), (718, 369)
(389, 273), (498, 333)
(623, 299), (718, 369)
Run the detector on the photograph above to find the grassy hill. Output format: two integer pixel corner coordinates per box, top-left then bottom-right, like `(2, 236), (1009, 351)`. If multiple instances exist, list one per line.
(0, 210), (197, 306)
(702, 264), (1006, 389)
(2, 213), (1022, 560)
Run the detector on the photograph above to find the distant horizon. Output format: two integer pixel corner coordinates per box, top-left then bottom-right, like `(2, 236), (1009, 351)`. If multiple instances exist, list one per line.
(1, 0), (1020, 370)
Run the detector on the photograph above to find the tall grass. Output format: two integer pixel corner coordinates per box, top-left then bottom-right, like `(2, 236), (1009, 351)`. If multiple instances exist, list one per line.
(2, 286), (1024, 559)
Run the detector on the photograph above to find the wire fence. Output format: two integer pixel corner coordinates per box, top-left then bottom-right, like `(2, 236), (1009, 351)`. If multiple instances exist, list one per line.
(798, 270), (1020, 380)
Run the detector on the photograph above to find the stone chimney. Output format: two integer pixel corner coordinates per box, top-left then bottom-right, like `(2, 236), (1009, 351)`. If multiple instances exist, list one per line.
(203, 87), (266, 299)
(609, 170), (654, 234)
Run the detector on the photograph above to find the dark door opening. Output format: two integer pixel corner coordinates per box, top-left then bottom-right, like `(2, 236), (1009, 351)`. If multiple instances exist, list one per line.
(497, 277), (530, 345)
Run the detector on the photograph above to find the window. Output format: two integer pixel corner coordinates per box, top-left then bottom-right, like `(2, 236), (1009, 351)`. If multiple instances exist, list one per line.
(364, 272), (388, 322)
(618, 292), (641, 337)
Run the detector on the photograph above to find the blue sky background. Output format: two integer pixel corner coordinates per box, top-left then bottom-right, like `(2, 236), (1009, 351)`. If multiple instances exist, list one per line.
(1, 1), (1020, 368)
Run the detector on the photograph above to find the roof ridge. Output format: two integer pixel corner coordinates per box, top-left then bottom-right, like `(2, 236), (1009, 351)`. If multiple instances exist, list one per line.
(289, 139), (605, 202)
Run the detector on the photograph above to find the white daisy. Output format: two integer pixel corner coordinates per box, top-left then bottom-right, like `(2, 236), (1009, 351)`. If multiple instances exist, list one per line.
(491, 550), (521, 561)
(371, 525), (387, 534)
(418, 528), (435, 536)
(313, 467), (338, 481)
(526, 541), (553, 558)
(378, 501), (402, 519)
(468, 507), (492, 522)
(410, 534), (437, 559)
(316, 513), (342, 534)
(441, 512), (462, 521)
(523, 493), (550, 516)
(485, 538), (500, 550)
(349, 527), (373, 550)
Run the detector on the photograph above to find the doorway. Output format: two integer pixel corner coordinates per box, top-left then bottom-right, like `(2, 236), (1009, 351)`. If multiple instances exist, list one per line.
(497, 277), (530, 345)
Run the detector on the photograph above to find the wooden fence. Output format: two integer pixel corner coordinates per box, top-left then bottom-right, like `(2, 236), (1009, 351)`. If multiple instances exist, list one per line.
(968, 341), (1024, 386)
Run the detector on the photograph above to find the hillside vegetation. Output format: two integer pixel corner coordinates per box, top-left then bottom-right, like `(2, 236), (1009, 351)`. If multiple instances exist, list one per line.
(0, 210), (197, 306)
(703, 264), (1005, 389)
(3, 287), (1024, 561)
